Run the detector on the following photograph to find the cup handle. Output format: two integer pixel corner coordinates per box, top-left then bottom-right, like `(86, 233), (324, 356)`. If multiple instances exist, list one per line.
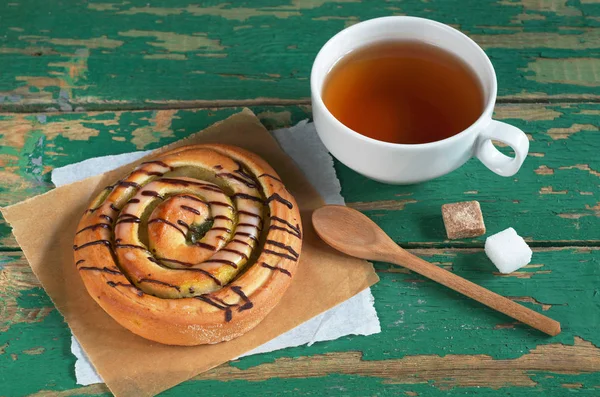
(475, 120), (530, 177)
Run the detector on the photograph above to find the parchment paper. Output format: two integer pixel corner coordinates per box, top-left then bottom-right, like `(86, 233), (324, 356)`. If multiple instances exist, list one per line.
(1, 109), (379, 397)
(53, 120), (380, 386)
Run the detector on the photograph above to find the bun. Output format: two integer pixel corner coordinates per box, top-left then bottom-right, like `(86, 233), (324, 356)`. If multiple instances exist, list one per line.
(73, 144), (301, 345)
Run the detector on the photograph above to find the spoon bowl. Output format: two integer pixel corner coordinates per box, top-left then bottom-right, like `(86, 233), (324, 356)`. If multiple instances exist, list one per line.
(312, 205), (397, 261)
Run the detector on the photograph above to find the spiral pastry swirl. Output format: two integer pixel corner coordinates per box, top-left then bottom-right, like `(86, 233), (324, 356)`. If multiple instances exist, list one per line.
(73, 144), (302, 345)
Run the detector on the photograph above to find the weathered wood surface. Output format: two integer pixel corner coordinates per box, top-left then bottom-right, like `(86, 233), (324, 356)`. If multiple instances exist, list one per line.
(1, 0), (599, 396)
(0, 0), (599, 112)
(2, 247), (599, 396)
(1, 104), (598, 248)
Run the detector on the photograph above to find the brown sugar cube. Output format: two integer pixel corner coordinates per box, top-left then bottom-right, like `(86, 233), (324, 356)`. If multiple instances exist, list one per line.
(441, 201), (486, 240)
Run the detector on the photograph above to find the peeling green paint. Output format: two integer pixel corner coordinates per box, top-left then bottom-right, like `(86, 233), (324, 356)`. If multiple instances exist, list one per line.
(1, 104), (599, 248)
(1, 248), (599, 396)
(0, 0), (599, 110)
(1, 2), (599, 395)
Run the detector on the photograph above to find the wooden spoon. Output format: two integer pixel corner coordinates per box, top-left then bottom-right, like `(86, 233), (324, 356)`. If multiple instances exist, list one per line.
(312, 205), (561, 336)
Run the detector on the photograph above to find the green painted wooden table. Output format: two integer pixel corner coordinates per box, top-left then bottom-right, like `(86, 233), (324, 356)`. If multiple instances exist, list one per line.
(1, 1), (599, 396)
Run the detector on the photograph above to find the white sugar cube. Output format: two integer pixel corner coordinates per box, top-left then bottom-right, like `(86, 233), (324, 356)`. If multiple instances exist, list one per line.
(484, 228), (532, 274)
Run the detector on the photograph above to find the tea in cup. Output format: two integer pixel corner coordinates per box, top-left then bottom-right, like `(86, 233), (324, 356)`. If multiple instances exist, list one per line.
(311, 17), (529, 184)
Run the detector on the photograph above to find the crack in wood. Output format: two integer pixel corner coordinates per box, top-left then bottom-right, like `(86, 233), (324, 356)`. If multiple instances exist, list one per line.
(185, 337), (600, 388)
(348, 199), (418, 211)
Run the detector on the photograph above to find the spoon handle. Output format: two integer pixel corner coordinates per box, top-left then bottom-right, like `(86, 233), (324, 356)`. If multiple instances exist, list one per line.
(392, 250), (561, 336)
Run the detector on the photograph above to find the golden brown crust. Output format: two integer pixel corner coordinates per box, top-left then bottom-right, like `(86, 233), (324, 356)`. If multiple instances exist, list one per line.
(73, 144), (302, 345)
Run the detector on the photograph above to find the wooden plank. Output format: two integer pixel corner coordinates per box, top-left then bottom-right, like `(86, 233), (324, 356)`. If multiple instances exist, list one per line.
(20, 372), (600, 397)
(1, 103), (598, 249)
(0, 0), (599, 111)
(1, 247), (599, 395)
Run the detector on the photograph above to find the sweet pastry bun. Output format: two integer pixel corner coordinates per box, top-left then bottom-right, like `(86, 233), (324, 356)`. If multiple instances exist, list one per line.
(73, 144), (302, 345)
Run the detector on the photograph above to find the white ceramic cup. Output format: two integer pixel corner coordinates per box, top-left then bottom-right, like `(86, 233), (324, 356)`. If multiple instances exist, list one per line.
(311, 16), (529, 184)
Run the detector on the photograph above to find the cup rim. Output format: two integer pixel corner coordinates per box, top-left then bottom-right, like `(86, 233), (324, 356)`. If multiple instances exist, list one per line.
(310, 16), (498, 149)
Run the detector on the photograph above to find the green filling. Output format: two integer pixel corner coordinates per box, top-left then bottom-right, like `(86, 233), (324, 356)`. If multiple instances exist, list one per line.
(168, 165), (235, 195)
(187, 218), (214, 244)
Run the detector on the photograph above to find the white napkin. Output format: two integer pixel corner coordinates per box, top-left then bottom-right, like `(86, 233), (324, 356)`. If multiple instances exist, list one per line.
(52, 120), (380, 385)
